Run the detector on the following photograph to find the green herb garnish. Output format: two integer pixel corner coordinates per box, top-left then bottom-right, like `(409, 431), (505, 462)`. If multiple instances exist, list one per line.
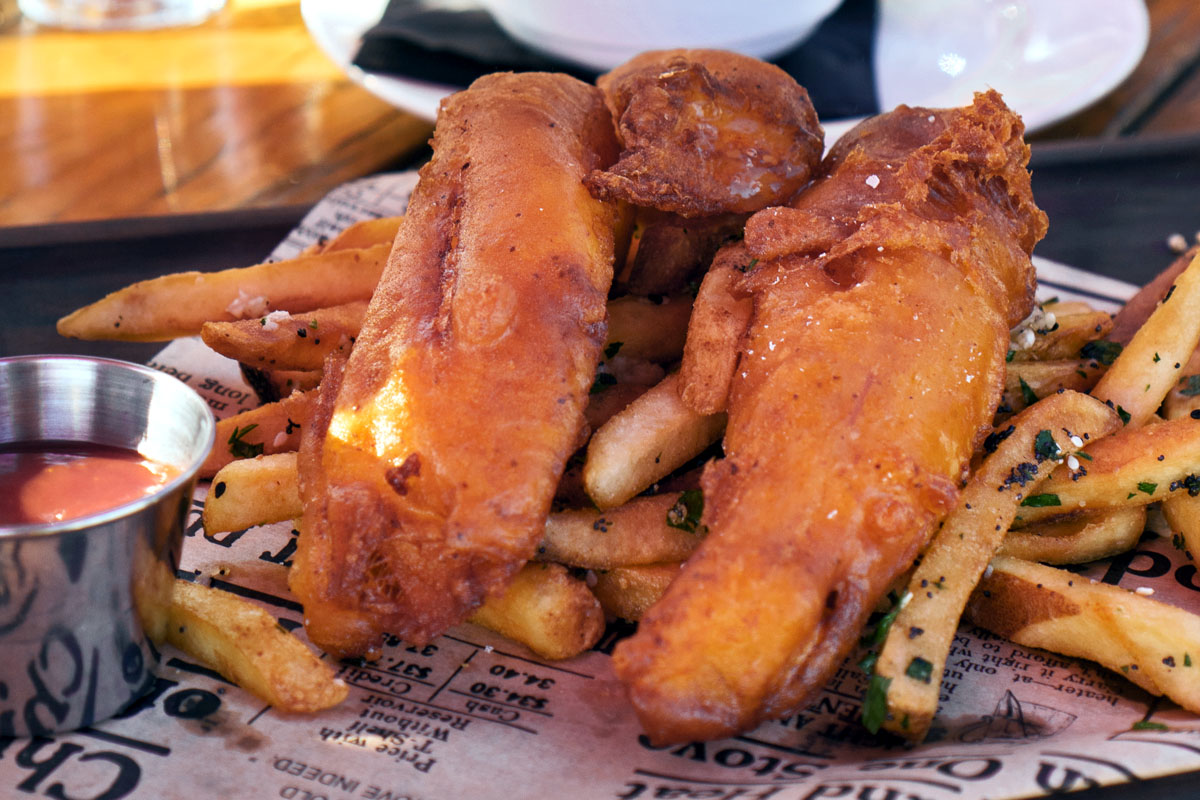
(862, 674), (892, 734)
(1138, 482), (1158, 495)
(227, 424), (263, 459)
(906, 657), (934, 684)
(666, 489), (705, 533)
(1080, 340), (1123, 366)
(1021, 493), (1062, 508)
(1019, 377), (1038, 406)
(1033, 430), (1061, 462)
(1132, 721), (1168, 731)
(590, 372), (617, 394)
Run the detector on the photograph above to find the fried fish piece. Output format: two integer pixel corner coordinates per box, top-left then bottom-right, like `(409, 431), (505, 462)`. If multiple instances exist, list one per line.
(612, 91), (1047, 743)
(586, 49), (824, 218)
(291, 72), (622, 657)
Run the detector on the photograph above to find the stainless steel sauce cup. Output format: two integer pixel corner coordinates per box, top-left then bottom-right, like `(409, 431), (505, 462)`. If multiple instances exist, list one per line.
(0, 355), (214, 736)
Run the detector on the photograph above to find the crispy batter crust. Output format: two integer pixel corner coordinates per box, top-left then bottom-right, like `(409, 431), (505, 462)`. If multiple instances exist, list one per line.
(613, 91), (1048, 743)
(586, 49), (824, 217)
(291, 72), (621, 657)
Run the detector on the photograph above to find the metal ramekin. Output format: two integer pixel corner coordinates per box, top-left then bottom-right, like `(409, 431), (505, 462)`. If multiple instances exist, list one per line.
(0, 355), (214, 736)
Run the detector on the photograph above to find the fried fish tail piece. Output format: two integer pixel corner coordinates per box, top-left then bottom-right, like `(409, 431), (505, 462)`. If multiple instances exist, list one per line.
(291, 72), (622, 658)
(613, 90), (1047, 743)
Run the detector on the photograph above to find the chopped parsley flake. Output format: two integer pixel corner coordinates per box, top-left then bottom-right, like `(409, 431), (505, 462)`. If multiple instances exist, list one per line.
(666, 489), (705, 533)
(1019, 377), (1038, 406)
(906, 656), (934, 684)
(1021, 493), (1062, 508)
(1138, 481), (1158, 495)
(1033, 430), (1061, 462)
(862, 674), (892, 734)
(1080, 340), (1123, 365)
(1117, 405), (1131, 425)
(590, 372), (617, 394)
(1132, 720), (1168, 731)
(227, 424), (263, 459)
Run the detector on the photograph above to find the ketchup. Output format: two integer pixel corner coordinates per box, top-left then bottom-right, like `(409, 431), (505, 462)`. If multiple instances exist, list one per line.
(0, 442), (179, 526)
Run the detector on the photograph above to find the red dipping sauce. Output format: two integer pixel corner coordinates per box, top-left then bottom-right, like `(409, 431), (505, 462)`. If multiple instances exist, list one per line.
(0, 442), (180, 526)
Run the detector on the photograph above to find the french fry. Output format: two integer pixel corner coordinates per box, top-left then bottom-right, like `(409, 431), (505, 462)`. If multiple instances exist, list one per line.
(165, 579), (347, 712)
(1001, 359), (1106, 414)
(467, 563), (604, 660)
(997, 506), (1146, 564)
(57, 243), (391, 341)
(584, 372), (726, 510)
(1162, 492), (1200, 563)
(538, 493), (705, 569)
(321, 216), (402, 252)
(966, 555), (1200, 715)
(201, 301), (367, 372)
(591, 563), (682, 621)
(605, 293), (693, 363)
(203, 453), (301, 534)
(1159, 347), (1200, 421)
(678, 247), (754, 415)
(873, 391), (1119, 740)
(1009, 310), (1113, 362)
(1016, 416), (1200, 524)
(1110, 245), (1198, 345)
(201, 390), (316, 478)
(1092, 250), (1200, 427)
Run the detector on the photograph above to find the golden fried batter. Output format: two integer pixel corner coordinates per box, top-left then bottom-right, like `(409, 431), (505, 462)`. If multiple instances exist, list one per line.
(291, 72), (622, 657)
(613, 91), (1047, 743)
(586, 49), (824, 218)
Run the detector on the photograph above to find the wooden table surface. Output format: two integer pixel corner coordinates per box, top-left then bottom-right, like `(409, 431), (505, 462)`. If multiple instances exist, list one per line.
(1, 0), (1198, 229)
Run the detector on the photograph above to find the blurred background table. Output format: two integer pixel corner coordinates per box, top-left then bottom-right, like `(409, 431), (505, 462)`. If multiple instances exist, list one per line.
(1, 0), (1199, 230)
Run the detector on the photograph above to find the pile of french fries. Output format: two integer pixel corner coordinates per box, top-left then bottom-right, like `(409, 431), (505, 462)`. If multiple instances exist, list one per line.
(60, 211), (1200, 737)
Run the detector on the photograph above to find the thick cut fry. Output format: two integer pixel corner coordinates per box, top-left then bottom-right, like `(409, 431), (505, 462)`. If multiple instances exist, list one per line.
(874, 391), (1118, 740)
(1009, 310), (1113, 362)
(1163, 492), (1200, 563)
(293, 73), (623, 657)
(591, 563), (682, 621)
(999, 359), (1106, 416)
(201, 302), (367, 372)
(583, 372), (726, 510)
(165, 579), (347, 712)
(467, 563), (604, 660)
(203, 453), (301, 534)
(1016, 416), (1200, 524)
(58, 244), (391, 342)
(1110, 245), (1198, 345)
(538, 493), (705, 569)
(998, 506), (1146, 564)
(605, 293), (693, 363)
(322, 216), (403, 252)
(201, 390), (316, 478)
(678, 243), (754, 415)
(966, 555), (1200, 715)
(1091, 250), (1200, 427)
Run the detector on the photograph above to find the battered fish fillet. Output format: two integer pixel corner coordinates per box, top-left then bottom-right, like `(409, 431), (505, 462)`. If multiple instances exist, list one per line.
(585, 49), (823, 218)
(612, 91), (1047, 743)
(291, 72), (622, 658)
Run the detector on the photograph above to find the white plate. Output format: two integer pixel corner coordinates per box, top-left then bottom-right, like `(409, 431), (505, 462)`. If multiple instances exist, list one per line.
(301, 0), (1149, 143)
